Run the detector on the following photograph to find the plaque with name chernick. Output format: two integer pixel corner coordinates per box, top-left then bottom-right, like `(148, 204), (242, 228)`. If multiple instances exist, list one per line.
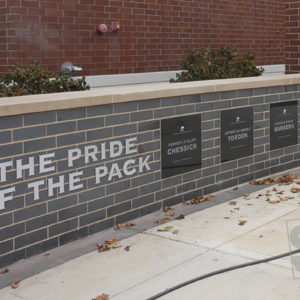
(270, 101), (298, 150)
(221, 107), (253, 162)
(161, 114), (201, 178)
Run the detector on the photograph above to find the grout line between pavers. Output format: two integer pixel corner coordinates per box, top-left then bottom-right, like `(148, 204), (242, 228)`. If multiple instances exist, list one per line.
(210, 206), (300, 270)
(1, 168), (299, 291)
(10, 292), (25, 300)
(142, 230), (210, 250)
(111, 226), (297, 300)
(109, 246), (213, 299)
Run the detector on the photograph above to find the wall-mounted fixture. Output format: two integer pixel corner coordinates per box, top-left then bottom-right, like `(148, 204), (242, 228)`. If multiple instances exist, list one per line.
(96, 21), (120, 34)
(96, 24), (108, 34)
(61, 62), (83, 76)
(111, 21), (120, 32)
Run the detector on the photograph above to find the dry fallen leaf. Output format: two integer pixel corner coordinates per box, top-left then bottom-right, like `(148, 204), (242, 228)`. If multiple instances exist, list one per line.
(172, 230), (179, 234)
(279, 196), (294, 202)
(114, 224), (122, 231)
(277, 174), (297, 185)
(206, 195), (215, 201)
(105, 238), (117, 245)
(190, 194), (215, 205)
(291, 187), (300, 193)
(250, 177), (275, 185)
(125, 222), (136, 227)
(155, 218), (167, 224)
(272, 187), (278, 192)
(157, 226), (173, 232)
(191, 197), (205, 204)
(183, 201), (190, 206)
(296, 181), (300, 185)
(176, 214), (185, 220)
(279, 197), (288, 202)
(165, 210), (175, 218)
(163, 206), (172, 212)
(238, 220), (247, 226)
(97, 243), (103, 249)
(244, 193), (250, 197)
(11, 281), (20, 289)
(97, 243), (110, 252)
(99, 246), (110, 252)
(266, 198), (280, 204)
(233, 186), (238, 190)
(108, 243), (121, 249)
(125, 246), (131, 252)
(93, 293), (109, 300)
(229, 201), (237, 205)
(0, 268), (9, 274)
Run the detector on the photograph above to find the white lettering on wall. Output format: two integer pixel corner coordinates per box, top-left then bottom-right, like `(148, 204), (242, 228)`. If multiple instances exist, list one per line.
(48, 175), (65, 197)
(110, 141), (123, 158)
(0, 187), (15, 209)
(108, 163), (123, 181)
(0, 136), (152, 210)
(0, 160), (13, 182)
(69, 171), (83, 191)
(28, 180), (45, 200)
(16, 157), (35, 179)
(123, 159), (136, 176)
(68, 148), (81, 167)
(39, 153), (55, 174)
(84, 145), (98, 164)
(126, 137), (138, 154)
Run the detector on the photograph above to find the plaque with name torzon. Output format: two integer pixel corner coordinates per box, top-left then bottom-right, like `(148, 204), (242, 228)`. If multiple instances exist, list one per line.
(221, 107), (253, 162)
(161, 114), (201, 178)
(270, 101), (298, 150)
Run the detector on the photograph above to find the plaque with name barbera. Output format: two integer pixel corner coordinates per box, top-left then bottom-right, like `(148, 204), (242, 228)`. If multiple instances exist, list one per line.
(161, 114), (201, 178)
(270, 101), (298, 150)
(221, 107), (253, 162)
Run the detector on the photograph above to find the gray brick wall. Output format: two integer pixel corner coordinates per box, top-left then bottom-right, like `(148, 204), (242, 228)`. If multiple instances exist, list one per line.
(0, 84), (299, 268)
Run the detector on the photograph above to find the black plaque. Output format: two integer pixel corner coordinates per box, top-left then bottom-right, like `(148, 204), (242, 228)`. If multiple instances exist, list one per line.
(270, 101), (298, 150)
(161, 114), (201, 178)
(221, 107), (253, 162)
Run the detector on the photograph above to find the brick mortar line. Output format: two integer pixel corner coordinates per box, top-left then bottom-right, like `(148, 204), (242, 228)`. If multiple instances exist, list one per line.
(2, 95), (294, 134)
(0, 134), (160, 165)
(0, 168), (161, 217)
(0, 151), (161, 191)
(0, 175), (211, 232)
(0, 99), (296, 146)
(0, 164), (298, 260)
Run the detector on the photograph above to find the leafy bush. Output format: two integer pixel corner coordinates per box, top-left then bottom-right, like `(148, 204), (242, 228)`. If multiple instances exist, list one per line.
(0, 61), (90, 97)
(170, 47), (264, 83)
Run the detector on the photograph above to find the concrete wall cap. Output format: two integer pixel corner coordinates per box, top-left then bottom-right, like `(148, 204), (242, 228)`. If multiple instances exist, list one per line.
(1, 74), (300, 117)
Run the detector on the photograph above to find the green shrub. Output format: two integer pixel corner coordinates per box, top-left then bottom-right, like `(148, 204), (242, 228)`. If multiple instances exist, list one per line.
(0, 61), (90, 97)
(170, 47), (264, 83)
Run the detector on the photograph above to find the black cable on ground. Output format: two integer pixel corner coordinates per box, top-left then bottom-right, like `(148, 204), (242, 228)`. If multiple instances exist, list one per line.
(146, 248), (300, 300)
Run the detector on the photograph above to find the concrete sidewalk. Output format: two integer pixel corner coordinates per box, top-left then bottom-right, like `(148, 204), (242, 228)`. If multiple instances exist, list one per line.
(1, 172), (300, 300)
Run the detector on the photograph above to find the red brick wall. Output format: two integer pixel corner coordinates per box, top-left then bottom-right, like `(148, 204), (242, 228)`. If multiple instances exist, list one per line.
(2, 0), (285, 76)
(286, 1), (300, 74)
(0, 0), (8, 73)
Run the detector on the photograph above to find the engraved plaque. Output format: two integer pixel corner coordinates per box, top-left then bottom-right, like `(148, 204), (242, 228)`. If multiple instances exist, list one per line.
(270, 101), (298, 150)
(161, 114), (201, 178)
(221, 107), (253, 162)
